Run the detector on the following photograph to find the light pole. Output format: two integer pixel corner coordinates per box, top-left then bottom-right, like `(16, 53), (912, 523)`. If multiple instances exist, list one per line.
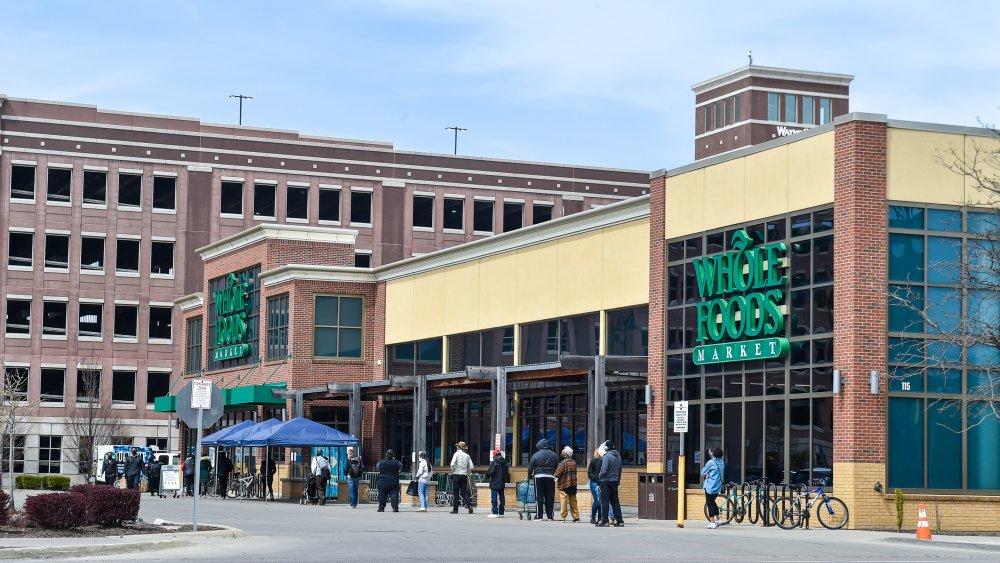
(229, 94), (253, 125)
(445, 126), (467, 155)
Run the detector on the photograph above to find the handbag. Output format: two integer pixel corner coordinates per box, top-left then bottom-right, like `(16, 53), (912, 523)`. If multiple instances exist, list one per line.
(405, 480), (419, 497)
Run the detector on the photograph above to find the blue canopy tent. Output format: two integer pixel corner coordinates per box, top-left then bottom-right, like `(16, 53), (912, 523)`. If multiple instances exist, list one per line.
(258, 417), (359, 447)
(202, 419), (255, 446)
(217, 418), (284, 447)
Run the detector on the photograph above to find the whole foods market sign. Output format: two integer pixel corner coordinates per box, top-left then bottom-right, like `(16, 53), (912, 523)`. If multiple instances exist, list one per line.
(212, 273), (250, 362)
(692, 230), (790, 365)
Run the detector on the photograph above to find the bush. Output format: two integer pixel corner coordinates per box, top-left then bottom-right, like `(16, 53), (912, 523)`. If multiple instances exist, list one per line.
(0, 489), (9, 525)
(85, 486), (140, 526)
(25, 492), (87, 529)
(44, 476), (71, 491)
(15, 475), (43, 490)
(69, 483), (108, 496)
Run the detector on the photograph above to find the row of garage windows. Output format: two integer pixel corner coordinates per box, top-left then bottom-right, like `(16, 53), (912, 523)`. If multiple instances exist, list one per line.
(9, 164), (176, 210)
(7, 231), (174, 276)
(5, 299), (171, 340)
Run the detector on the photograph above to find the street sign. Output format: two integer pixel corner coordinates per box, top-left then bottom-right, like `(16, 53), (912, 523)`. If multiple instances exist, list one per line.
(176, 380), (225, 429)
(674, 401), (689, 433)
(494, 433), (501, 450)
(191, 379), (213, 409)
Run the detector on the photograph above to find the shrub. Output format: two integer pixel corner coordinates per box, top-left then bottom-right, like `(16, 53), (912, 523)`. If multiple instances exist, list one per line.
(0, 489), (9, 525)
(44, 476), (71, 491)
(85, 486), (140, 526)
(25, 492), (87, 529)
(69, 483), (107, 496)
(15, 475), (43, 490)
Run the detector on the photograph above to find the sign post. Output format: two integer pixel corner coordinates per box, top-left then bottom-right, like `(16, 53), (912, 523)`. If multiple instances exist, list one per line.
(674, 400), (689, 528)
(177, 379), (224, 532)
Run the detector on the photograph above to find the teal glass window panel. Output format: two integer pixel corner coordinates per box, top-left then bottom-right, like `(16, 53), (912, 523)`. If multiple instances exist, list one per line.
(967, 403), (1000, 490)
(315, 297), (339, 326)
(888, 367), (923, 393)
(393, 343), (415, 361)
(966, 369), (997, 392)
(927, 368), (962, 394)
(889, 337), (923, 364)
(926, 341), (961, 365)
(889, 206), (924, 229)
(767, 93), (779, 121)
(968, 291), (1000, 328)
(889, 234), (924, 282)
(888, 397), (924, 488)
(966, 239), (1000, 287)
(967, 211), (999, 235)
(927, 209), (961, 232)
(927, 402), (962, 489)
(889, 285), (924, 332)
(926, 287), (960, 334)
(339, 297), (363, 327)
(926, 237), (961, 284)
(968, 345), (1000, 367)
(417, 338), (442, 362)
(314, 327), (340, 357)
(338, 328), (363, 358)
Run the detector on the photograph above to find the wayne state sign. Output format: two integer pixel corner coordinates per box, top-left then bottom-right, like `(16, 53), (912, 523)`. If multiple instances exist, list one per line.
(692, 230), (790, 365)
(212, 273), (251, 362)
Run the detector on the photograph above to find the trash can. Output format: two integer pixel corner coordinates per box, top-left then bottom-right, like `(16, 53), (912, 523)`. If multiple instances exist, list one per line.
(638, 473), (677, 520)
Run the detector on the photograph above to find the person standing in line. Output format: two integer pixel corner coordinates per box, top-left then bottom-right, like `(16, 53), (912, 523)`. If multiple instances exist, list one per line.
(554, 446), (580, 522)
(260, 455), (277, 501)
(415, 451), (432, 512)
(346, 447), (364, 509)
(216, 451), (234, 499)
(125, 448), (144, 490)
(449, 441), (474, 514)
(596, 440), (624, 528)
(102, 453), (117, 486)
(526, 438), (558, 521)
(183, 453), (195, 496)
(312, 451), (331, 505)
(587, 448), (609, 524)
(146, 456), (162, 497)
(485, 449), (509, 518)
(376, 449), (404, 512)
(702, 446), (726, 529)
(199, 454), (212, 497)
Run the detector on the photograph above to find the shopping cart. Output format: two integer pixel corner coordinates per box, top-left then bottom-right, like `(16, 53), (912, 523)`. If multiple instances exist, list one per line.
(516, 479), (536, 520)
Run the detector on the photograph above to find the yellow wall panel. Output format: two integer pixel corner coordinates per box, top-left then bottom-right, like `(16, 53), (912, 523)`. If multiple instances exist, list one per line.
(745, 144), (789, 220)
(443, 262), (481, 335)
(478, 253), (518, 329)
(703, 158), (747, 230)
(787, 131), (834, 211)
(887, 129), (964, 205)
(385, 279), (414, 344)
(964, 135), (1000, 206)
(665, 169), (705, 239)
(556, 230), (604, 316)
(601, 219), (650, 310)
(515, 242), (559, 322)
(411, 272), (445, 340)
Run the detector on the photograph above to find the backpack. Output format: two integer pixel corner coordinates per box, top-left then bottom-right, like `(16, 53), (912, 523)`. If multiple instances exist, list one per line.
(348, 458), (363, 478)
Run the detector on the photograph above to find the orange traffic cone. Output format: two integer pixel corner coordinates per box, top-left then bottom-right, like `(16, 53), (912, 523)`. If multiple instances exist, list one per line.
(915, 502), (932, 541)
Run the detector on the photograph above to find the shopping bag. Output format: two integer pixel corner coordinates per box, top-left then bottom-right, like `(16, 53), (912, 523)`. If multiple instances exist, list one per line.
(405, 480), (419, 497)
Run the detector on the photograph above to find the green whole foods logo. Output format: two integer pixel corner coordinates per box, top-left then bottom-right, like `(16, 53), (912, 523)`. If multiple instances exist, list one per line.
(212, 273), (250, 361)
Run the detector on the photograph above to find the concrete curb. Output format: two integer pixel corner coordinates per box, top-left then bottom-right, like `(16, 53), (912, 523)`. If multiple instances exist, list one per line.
(882, 536), (1000, 552)
(0, 525), (245, 560)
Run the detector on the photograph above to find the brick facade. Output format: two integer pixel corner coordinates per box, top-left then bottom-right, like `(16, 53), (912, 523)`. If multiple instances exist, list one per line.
(646, 175), (666, 472)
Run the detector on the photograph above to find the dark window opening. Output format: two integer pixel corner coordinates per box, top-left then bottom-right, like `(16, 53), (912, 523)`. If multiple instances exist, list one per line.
(8, 232), (33, 267)
(116, 239), (140, 273)
(47, 168), (72, 203)
(11, 165), (35, 200)
(319, 189), (340, 222)
(40, 368), (64, 403)
(83, 170), (107, 205)
(114, 305), (138, 339)
(150, 241), (174, 276)
(152, 176), (176, 210)
(413, 195), (434, 228)
(38, 436), (61, 474)
(6, 299), (31, 334)
(149, 306), (173, 340)
(112, 370), (136, 403)
(354, 253), (371, 268)
(473, 200), (494, 232)
(3, 367), (29, 401)
(266, 294), (289, 361)
(532, 204), (552, 224)
(76, 369), (101, 402)
(503, 202), (523, 233)
(45, 234), (69, 269)
(0, 435), (25, 472)
(146, 372), (170, 404)
(42, 301), (67, 336)
(314, 295), (364, 358)
(79, 303), (103, 338)
(186, 317), (202, 374)
(287, 186), (309, 220)
(351, 191), (372, 224)
(443, 198), (464, 230)
(81, 237), (105, 271)
(118, 173), (142, 207)
(221, 181), (244, 215)
(253, 184), (275, 217)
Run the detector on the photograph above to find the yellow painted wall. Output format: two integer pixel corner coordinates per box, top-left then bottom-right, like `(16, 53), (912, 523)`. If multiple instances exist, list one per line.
(665, 131), (835, 239)
(887, 128), (1000, 207)
(385, 218), (650, 344)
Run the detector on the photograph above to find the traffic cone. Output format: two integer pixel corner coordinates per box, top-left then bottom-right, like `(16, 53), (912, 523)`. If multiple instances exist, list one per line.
(915, 502), (932, 541)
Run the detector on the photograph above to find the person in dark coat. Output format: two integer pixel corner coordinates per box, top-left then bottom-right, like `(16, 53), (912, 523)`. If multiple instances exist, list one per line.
(485, 449), (509, 518)
(217, 452), (234, 498)
(596, 439), (624, 528)
(146, 457), (162, 497)
(124, 448), (144, 490)
(525, 438), (558, 521)
(102, 453), (117, 486)
(375, 449), (404, 512)
(261, 456), (277, 501)
(183, 453), (195, 496)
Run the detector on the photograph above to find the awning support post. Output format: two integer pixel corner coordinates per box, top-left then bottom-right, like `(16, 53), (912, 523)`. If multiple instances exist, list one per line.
(588, 355), (607, 456)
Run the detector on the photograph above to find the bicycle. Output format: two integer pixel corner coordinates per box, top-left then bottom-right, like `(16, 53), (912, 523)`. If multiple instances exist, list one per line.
(772, 485), (849, 530)
(705, 479), (768, 525)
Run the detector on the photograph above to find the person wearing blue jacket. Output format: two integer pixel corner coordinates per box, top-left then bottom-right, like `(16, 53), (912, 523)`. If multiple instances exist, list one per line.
(701, 446), (726, 529)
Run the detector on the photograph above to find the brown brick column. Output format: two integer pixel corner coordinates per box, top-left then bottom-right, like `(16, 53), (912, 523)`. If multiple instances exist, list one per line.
(647, 174), (666, 471)
(832, 116), (890, 528)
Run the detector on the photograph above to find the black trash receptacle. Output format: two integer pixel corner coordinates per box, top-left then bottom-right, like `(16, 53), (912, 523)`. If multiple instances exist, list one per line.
(638, 473), (672, 520)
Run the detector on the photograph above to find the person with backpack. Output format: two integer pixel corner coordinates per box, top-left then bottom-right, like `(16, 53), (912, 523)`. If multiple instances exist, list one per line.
(415, 451), (433, 512)
(346, 447), (364, 508)
(526, 438), (558, 521)
(312, 452), (331, 505)
(485, 449), (509, 518)
(183, 453), (195, 497)
(449, 441), (474, 514)
(146, 456), (162, 497)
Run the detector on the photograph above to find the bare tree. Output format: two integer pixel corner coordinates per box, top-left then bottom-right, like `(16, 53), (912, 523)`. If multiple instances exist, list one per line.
(64, 365), (127, 483)
(0, 356), (34, 507)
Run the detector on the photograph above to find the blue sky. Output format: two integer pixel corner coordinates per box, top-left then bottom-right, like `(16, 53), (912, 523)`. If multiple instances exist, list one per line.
(2, 1), (999, 171)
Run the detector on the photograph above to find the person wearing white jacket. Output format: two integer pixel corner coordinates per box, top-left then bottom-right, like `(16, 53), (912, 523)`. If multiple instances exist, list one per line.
(449, 441), (475, 514)
(415, 451), (432, 511)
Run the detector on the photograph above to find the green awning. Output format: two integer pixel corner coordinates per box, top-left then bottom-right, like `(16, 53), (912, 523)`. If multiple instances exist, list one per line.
(153, 382), (288, 413)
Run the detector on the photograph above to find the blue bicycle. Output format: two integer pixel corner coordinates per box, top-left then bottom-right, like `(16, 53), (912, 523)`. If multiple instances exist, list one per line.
(772, 486), (849, 530)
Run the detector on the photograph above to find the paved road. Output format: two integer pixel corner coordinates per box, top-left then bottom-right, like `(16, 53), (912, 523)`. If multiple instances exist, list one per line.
(8, 491), (1000, 561)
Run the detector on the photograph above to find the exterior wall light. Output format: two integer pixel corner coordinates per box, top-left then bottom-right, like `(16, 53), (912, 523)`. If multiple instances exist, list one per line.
(644, 383), (654, 405)
(870, 370), (880, 395)
(833, 369), (842, 394)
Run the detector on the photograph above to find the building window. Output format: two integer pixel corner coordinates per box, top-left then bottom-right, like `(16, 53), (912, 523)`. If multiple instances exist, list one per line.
(704, 105), (711, 132)
(607, 306), (649, 356)
(473, 200), (494, 233)
(724, 98), (732, 126)
(734, 94), (741, 123)
(38, 436), (62, 474)
(47, 168), (72, 203)
(149, 306), (173, 341)
(413, 195), (434, 228)
(503, 202), (523, 233)
(442, 198), (463, 231)
(83, 170), (107, 205)
(114, 304), (138, 339)
(10, 165), (35, 201)
(79, 302), (103, 338)
(532, 203), (552, 225)
(186, 316), (203, 374)
(147, 371), (170, 404)
(314, 295), (363, 359)
(714, 102), (722, 131)
(784, 94), (797, 123)
(319, 188), (340, 222)
(153, 176), (176, 211)
(0, 435), (25, 473)
(767, 92), (780, 121)
(150, 241), (174, 276)
(447, 327), (515, 371)
(118, 173), (142, 208)
(802, 96), (814, 125)
(354, 253), (371, 268)
(44, 234), (69, 269)
(116, 239), (140, 274)
(253, 183), (276, 217)
(386, 338), (442, 376)
(3, 367), (28, 401)
(350, 191), (372, 225)
(221, 181), (244, 215)
(42, 301), (67, 336)
(266, 294), (289, 360)
(521, 313), (600, 364)
(81, 236), (105, 272)
(819, 98), (832, 125)
(6, 299), (31, 335)
(287, 185), (309, 220)
(112, 370), (135, 404)
(8, 232), (33, 268)
(40, 368), (65, 403)
(208, 266), (260, 371)
(76, 368), (101, 402)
